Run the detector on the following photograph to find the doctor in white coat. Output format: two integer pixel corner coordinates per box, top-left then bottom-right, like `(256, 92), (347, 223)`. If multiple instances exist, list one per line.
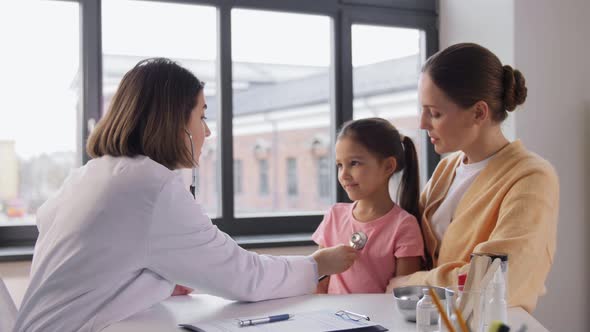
(14, 58), (358, 332)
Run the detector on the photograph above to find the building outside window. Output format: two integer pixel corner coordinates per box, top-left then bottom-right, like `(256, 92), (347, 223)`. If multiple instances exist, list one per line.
(232, 9), (333, 217)
(234, 160), (243, 194)
(317, 157), (331, 199)
(286, 158), (298, 197)
(258, 159), (269, 196)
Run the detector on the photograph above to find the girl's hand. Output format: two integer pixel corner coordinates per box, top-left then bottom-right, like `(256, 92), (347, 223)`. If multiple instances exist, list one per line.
(171, 284), (193, 296)
(311, 244), (358, 277)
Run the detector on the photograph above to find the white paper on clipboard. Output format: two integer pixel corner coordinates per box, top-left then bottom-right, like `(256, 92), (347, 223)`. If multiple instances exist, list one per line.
(179, 310), (388, 332)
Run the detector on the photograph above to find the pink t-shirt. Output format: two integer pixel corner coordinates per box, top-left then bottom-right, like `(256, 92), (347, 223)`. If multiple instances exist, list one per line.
(312, 202), (424, 294)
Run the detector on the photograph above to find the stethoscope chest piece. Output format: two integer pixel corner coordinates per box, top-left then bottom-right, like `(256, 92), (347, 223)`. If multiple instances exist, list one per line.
(350, 231), (368, 250)
(317, 231), (369, 282)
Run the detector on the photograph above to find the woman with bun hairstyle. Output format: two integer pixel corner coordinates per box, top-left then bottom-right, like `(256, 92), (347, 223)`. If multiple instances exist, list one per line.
(386, 43), (559, 313)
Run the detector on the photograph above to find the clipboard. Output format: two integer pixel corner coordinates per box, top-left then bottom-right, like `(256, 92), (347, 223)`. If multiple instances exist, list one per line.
(179, 309), (388, 332)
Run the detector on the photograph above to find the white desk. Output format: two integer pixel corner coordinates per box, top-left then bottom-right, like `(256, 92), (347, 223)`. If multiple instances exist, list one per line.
(102, 294), (549, 332)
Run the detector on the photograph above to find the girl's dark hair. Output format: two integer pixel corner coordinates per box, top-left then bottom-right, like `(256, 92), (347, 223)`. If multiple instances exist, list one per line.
(337, 118), (420, 222)
(87, 58), (204, 170)
(422, 43), (527, 122)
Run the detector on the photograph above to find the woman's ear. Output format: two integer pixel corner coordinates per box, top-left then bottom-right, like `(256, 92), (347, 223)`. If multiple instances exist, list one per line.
(473, 100), (490, 123)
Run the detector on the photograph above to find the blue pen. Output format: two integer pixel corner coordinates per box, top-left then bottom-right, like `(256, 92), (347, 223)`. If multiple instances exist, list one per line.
(237, 314), (292, 327)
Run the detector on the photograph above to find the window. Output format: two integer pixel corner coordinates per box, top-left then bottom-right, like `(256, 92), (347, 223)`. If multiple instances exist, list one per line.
(0, 0), (437, 245)
(286, 158), (298, 197)
(0, 1), (80, 228)
(232, 9), (333, 217)
(234, 160), (243, 194)
(351, 24), (428, 185)
(101, 0), (220, 217)
(258, 159), (269, 196)
(317, 157), (331, 199)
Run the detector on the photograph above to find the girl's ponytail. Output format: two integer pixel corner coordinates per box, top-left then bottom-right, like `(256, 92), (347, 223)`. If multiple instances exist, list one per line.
(398, 136), (420, 224)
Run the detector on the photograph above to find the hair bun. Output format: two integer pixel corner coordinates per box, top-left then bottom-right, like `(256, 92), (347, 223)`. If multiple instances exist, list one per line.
(502, 65), (528, 112)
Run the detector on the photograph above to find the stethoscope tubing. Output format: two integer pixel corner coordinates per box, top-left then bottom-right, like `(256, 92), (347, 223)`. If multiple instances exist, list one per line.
(185, 129), (197, 199)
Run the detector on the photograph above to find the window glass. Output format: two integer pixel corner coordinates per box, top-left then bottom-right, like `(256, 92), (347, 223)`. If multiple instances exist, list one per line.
(0, 1), (80, 226)
(258, 159), (269, 195)
(231, 9), (334, 217)
(234, 160), (243, 194)
(317, 156), (331, 199)
(286, 158), (298, 197)
(102, 0), (220, 216)
(351, 24), (426, 190)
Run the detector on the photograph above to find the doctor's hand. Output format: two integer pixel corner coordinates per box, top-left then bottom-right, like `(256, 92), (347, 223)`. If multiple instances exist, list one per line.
(311, 244), (358, 277)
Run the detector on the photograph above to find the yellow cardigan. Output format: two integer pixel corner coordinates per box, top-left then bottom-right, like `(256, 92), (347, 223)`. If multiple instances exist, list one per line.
(404, 140), (559, 313)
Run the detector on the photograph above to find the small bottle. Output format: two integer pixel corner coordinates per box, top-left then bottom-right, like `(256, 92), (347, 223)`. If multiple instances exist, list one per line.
(486, 268), (508, 325)
(416, 289), (438, 332)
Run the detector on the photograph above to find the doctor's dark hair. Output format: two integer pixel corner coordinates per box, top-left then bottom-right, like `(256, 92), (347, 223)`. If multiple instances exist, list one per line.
(87, 58), (203, 170)
(337, 118), (420, 222)
(422, 43), (527, 122)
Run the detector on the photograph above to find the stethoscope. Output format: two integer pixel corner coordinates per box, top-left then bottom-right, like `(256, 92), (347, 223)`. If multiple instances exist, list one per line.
(318, 231), (368, 281)
(184, 129), (197, 199)
(349, 231), (368, 250)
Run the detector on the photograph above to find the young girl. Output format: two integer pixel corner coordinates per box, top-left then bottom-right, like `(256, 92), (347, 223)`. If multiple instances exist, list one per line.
(313, 117), (424, 294)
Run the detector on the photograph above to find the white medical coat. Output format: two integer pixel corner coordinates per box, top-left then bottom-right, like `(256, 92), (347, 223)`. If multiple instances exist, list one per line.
(13, 156), (318, 332)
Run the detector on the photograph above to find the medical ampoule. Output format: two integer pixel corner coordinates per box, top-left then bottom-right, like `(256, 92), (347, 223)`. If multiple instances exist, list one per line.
(416, 289), (439, 332)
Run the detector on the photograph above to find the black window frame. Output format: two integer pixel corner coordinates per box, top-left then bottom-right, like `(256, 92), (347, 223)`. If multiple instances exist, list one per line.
(0, 0), (439, 247)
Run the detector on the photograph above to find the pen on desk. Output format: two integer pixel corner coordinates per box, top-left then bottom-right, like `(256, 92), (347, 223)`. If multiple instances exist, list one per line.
(237, 314), (292, 327)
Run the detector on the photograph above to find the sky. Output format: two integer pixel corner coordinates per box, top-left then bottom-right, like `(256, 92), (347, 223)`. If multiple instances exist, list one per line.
(0, 0), (419, 159)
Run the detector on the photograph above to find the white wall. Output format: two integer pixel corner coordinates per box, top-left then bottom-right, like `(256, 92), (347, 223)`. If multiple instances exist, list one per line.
(513, 1), (590, 331)
(440, 0), (590, 331)
(439, 0), (514, 63)
(439, 0), (517, 140)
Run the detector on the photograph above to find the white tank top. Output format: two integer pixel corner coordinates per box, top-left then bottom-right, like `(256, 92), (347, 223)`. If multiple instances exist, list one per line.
(431, 155), (492, 241)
